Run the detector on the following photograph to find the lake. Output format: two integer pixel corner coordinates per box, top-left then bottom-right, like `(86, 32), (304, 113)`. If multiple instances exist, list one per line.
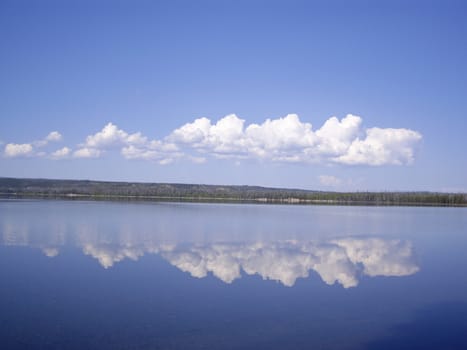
(1, 199), (466, 349)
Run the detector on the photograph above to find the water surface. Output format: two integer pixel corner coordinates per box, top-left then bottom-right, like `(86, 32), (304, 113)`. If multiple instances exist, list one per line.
(1, 200), (466, 349)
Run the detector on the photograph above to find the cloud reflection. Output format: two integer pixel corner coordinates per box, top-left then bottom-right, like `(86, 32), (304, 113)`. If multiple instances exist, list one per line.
(41, 247), (60, 257)
(1, 223), (418, 288)
(160, 239), (419, 288)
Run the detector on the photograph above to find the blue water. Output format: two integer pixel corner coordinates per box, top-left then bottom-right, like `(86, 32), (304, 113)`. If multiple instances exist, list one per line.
(0, 200), (466, 349)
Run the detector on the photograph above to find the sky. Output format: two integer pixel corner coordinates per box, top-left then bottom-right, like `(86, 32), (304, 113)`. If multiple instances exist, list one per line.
(1, 0), (466, 192)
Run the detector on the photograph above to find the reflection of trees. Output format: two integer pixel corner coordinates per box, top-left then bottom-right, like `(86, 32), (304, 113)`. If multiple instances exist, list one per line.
(1, 224), (419, 288)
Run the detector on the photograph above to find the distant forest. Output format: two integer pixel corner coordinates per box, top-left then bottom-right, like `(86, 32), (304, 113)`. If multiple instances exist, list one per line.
(0, 177), (466, 206)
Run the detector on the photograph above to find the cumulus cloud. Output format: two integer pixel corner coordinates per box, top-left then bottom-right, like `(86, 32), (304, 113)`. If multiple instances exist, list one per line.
(73, 147), (101, 158)
(336, 127), (422, 165)
(120, 145), (159, 160)
(3, 114), (422, 166)
(73, 123), (136, 158)
(51, 146), (71, 159)
(168, 113), (421, 165)
(120, 141), (180, 162)
(83, 122), (146, 148)
(169, 113), (318, 160)
(4, 143), (34, 157)
(3, 130), (63, 158)
(34, 131), (63, 147)
(74, 122), (181, 162)
(45, 131), (62, 142)
(158, 158), (175, 165)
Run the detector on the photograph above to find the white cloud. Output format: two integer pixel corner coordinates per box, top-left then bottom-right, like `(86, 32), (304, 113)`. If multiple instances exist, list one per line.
(3, 130), (63, 158)
(170, 114), (248, 155)
(4, 143), (34, 157)
(83, 122), (143, 148)
(120, 141), (181, 162)
(159, 158), (174, 165)
(245, 114), (316, 160)
(121, 145), (161, 160)
(81, 123), (151, 152)
(3, 114), (422, 166)
(169, 113), (422, 166)
(319, 175), (342, 187)
(336, 127), (422, 165)
(315, 115), (362, 157)
(51, 147), (71, 159)
(79, 123), (182, 162)
(35, 131), (63, 147)
(73, 147), (101, 158)
(170, 117), (212, 144)
(46, 131), (62, 142)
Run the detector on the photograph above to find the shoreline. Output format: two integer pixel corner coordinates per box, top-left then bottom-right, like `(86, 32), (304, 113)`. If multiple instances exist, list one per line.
(1, 177), (465, 208)
(1, 193), (465, 208)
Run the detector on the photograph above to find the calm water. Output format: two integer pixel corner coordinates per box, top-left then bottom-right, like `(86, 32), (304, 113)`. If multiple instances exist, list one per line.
(0, 199), (466, 349)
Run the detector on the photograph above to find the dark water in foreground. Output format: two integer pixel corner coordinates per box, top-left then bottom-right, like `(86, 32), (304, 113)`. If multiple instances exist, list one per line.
(0, 200), (466, 349)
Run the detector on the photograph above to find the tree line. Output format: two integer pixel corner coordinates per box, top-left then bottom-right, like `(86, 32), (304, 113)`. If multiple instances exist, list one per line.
(0, 177), (465, 206)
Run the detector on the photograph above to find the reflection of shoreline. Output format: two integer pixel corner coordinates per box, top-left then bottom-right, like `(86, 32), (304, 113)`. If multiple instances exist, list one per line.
(1, 223), (419, 288)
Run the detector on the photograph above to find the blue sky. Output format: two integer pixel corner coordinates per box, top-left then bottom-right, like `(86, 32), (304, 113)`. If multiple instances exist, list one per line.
(1, 0), (466, 191)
